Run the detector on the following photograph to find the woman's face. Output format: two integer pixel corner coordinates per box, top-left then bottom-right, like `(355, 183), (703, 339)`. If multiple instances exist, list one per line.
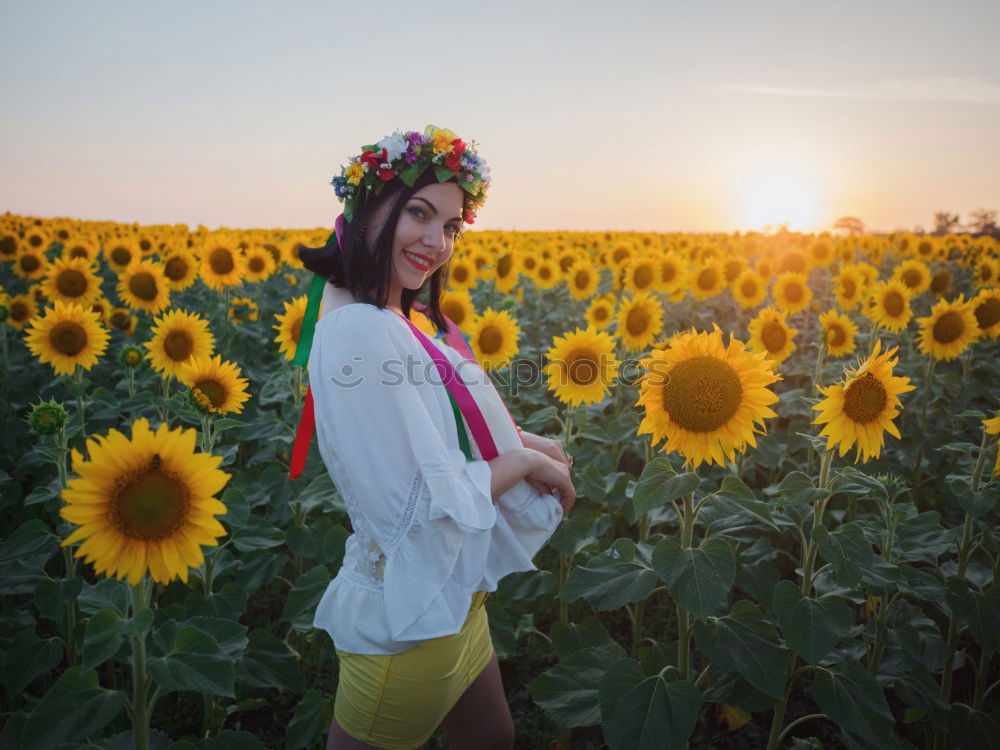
(369, 181), (465, 302)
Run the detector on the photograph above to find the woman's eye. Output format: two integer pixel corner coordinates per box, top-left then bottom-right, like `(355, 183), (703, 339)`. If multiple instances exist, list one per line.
(407, 207), (425, 218)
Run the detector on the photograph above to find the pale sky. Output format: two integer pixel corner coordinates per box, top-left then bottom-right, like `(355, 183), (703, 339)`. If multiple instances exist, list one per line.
(2, 0), (998, 234)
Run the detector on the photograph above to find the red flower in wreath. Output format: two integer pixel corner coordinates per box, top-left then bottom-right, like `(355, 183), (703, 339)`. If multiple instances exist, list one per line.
(360, 148), (384, 171)
(445, 139), (466, 171)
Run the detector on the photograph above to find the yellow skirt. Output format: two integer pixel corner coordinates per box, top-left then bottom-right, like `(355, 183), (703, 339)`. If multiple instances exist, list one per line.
(333, 590), (494, 750)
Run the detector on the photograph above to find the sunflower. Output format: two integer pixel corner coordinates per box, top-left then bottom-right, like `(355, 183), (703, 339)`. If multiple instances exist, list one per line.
(243, 245), (276, 281)
(567, 258), (600, 300)
(199, 237), (245, 290)
(833, 266), (867, 311)
(144, 309), (216, 379)
(63, 236), (99, 263)
(819, 309), (858, 357)
(108, 307), (137, 336)
(89, 298), (111, 325)
(22, 228), (51, 256)
(747, 306), (798, 364)
(690, 260), (726, 300)
(6, 293), (37, 330)
(865, 280), (913, 332)
(722, 255), (748, 284)
(13, 248), (48, 281)
(228, 296), (259, 323)
(776, 248), (809, 275)
(0, 229), (20, 260)
(493, 252), (520, 293)
(448, 255), (478, 291)
(161, 249), (199, 291)
(104, 238), (140, 273)
(984, 414), (1000, 477)
(772, 271), (812, 315)
(892, 259), (931, 295)
(544, 326), (620, 407)
(615, 291), (665, 352)
(40, 256), (102, 307)
(732, 268), (767, 308)
(657, 251), (686, 294)
(808, 239), (834, 267)
(622, 255), (659, 295)
(916, 295), (980, 361)
(585, 295), (616, 330)
(974, 257), (999, 288)
(178, 354), (251, 415)
(24, 300), (110, 375)
(273, 295), (309, 360)
(635, 326), (781, 468)
(532, 258), (561, 290)
(467, 308), (521, 370)
(408, 308), (438, 337)
(971, 287), (1000, 338)
(58, 418), (231, 585)
(439, 288), (477, 332)
(928, 269), (952, 298)
(811, 340), (915, 463)
(117, 259), (171, 315)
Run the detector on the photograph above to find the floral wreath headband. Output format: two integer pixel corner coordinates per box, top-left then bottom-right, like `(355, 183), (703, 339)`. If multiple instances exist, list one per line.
(330, 124), (491, 225)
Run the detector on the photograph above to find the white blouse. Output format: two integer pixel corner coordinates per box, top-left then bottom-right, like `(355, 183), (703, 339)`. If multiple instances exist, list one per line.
(308, 283), (564, 655)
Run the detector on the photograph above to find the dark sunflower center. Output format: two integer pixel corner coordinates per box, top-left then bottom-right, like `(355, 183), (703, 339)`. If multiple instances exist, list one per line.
(523, 257), (537, 270)
(827, 325), (846, 347)
(56, 269), (87, 298)
(20, 254), (40, 272)
(843, 372), (887, 424)
(113, 457), (191, 541)
(195, 379), (225, 407)
(662, 355), (743, 433)
(110, 311), (129, 329)
(974, 297), (1000, 330)
(901, 269), (921, 288)
(626, 307), (650, 336)
(479, 325), (503, 355)
(932, 310), (964, 344)
(291, 317), (303, 343)
(566, 349), (599, 386)
(70, 246), (88, 259)
(248, 256), (265, 273)
(453, 265), (469, 283)
(930, 271), (951, 294)
(129, 272), (158, 301)
(50, 321), (86, 356)
(883, 291), (905, 317)
(140, 239), (152, 252)
(560, 256), (575, 272)
(574, 270), (590, 289)
(785, 283), (803, 303)
(698, 269), (717, 290)
(110, 247), (132, 266)
(741, 279), (757, 297)
(163, 330), (194, 361)
(594, 307), (608, 321)
(0, 235), (16, 256)
(164, 256), (189, 281)
(497, 255), (512, 277)
(841, 278), (856, 297)
(539, 266), (551, 280)
(443, 302), (465, 325)
(634, 265), (654, 289)
(10, 301), (28, 321)
(28, 235), (43, 248)
(125, 350), (142, 365)
(661, 263), (678, 283)
(761, 321), (787, 352)
(209, 247), (234, 275)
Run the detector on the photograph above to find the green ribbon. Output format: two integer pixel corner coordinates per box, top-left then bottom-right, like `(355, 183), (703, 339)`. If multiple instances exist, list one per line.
(447, 389), (473, 461)
(292, 272), (327, 369)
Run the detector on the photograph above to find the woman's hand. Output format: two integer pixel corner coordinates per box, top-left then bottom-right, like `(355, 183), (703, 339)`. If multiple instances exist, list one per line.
(523, 447), (576, 516)
(519, 429), (573, 469)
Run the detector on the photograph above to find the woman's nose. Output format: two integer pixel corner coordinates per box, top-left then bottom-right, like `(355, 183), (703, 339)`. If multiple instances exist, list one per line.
(422, 225), (445, 252)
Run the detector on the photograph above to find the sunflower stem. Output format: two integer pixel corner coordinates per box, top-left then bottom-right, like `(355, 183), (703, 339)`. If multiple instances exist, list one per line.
(935, 428), (989, 749)
(676, 491), (695, 680)
(292, 365), (304, 412)
(130, 578), (151, 750)
(801, 448), (835, 597)
(73, 365), (87, 442)
(913, 357), (937, 504)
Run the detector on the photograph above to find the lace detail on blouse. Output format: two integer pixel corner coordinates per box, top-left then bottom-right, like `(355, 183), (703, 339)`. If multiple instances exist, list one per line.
(327, 445), (430, 588)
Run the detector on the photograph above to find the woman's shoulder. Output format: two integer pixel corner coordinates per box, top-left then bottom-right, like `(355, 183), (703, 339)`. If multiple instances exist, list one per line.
(316, 302), (414, 356)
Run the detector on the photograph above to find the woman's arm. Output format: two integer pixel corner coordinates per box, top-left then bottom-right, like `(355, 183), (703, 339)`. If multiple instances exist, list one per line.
(487, 448), (540, 501)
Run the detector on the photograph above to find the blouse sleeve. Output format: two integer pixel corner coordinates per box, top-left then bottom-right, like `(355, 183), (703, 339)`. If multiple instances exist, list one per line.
(308, 304), (497, 638)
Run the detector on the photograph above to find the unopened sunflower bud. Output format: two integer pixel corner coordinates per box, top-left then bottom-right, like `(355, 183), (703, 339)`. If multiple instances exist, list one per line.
(187, 385), (217, 415)
(26, 398), (69, 436)
(501, 296), (516, 311)
(120, 344), (144, 368)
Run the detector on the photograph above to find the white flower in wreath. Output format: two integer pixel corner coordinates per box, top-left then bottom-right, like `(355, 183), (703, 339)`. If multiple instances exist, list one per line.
(377, 132), (408, 163)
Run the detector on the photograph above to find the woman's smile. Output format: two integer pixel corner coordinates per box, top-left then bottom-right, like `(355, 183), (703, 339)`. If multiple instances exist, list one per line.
(402, 249), (432, 272)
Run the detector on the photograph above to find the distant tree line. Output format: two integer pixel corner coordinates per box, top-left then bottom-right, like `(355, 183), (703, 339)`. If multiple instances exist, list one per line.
(833, 209), (999, 239)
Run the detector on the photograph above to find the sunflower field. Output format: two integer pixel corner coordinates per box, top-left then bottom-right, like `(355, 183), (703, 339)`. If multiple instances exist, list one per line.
(1, 214), (999, 749)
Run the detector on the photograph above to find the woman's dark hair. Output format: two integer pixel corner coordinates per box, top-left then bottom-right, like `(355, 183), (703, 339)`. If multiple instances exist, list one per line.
(296, 169), (460, 334)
